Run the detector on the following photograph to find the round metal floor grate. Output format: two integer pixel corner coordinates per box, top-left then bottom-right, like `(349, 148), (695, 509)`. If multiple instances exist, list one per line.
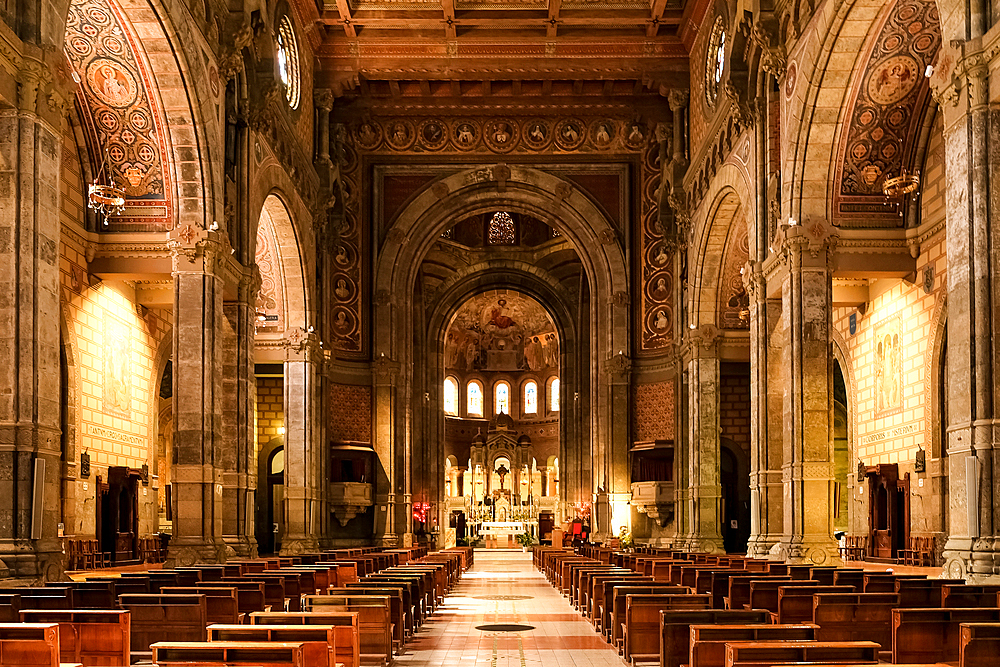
(475, 624), (536, 632)
(473, 595), (534, 600)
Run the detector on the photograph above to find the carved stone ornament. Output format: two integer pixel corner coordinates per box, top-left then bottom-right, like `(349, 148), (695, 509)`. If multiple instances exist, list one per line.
(373, 289), (392, 307)
(667, 89), (689, 111)
(607, 351), (632, 380)
(774, 219), (839, 260)
(612, 291), (629, 308)
(691, 323), (720, 348)
(373, 353), (400, 384)
(599, 229), (617, 244)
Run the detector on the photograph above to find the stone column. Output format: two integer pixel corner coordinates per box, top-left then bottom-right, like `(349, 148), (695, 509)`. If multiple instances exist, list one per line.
(0, 59), (65, 580)
(936, 54), (1000, 580)
(219, 271), (259, 557)
(745, 261), (783, 557)
(769, 221), (839, 564)
(167, 225), (228, 566)
(682, 327), (723, 552)
(281, 327), (322, 554)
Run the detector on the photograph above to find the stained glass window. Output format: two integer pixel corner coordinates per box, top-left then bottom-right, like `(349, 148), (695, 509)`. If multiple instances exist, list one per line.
(488, 211), (515, 244)
(495, 381), (510, 415)
(705, 16), (726, 107)
(524, 381), (538, 414)
(468, 381), (484, 417)
(549, 377), (560, 412)
(444, 377), (458, 415)
(276, 16), (300, 109)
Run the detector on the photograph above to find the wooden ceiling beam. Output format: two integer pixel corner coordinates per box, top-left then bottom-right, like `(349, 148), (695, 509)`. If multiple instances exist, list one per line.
(547, 0), (562, 38)
(333, 0), (356, 37)
(441, 0), (457, 38)
(647, 0), (668, 37)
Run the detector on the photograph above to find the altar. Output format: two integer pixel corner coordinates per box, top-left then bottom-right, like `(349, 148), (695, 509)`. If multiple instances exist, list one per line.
(480, 521), (526, 549)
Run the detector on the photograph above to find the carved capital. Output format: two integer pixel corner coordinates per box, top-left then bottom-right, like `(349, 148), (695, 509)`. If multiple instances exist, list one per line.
(667, 88), (689, 112)
(605, 350), (632, 382)
(774, 219), (840, 263)
(167, 225), (227, 274)
(373, 353), (400, 386)
(284, 326), (322, 362)
(314, 88), (334, 111)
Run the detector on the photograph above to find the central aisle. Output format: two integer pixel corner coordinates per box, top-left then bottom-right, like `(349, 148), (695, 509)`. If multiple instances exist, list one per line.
(396, 550), (623, 667)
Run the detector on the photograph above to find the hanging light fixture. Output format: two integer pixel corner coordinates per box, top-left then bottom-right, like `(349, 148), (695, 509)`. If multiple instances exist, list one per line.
(87, 147), (125, 225)
(880, 66), (920, 201)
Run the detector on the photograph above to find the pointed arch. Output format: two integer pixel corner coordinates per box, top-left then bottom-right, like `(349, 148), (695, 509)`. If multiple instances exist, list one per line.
(253, 191), (310, 332)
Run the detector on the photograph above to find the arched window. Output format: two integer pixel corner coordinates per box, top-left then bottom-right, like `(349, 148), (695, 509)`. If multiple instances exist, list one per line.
(443, 377), (458, 416)
(495, 381), (510, 415)
(524, 381), (538, 414)
(468, 381), (484, 417)
(488, 211), (515, 244)
(276, 15), (301, 109)
(705, 16), (726, 107)
(549, 377), (560, 412)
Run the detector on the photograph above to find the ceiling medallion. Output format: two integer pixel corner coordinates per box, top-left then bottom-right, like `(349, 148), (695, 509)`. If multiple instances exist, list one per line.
(452, 120), (481, 151)
(483, 120), (519, 153)
(418, 119), (448, 150)
(521, 119), (551, 150)
(554, 118), (585, 150)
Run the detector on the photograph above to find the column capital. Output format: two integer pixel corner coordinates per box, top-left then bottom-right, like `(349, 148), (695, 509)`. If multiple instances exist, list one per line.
(239, 264), (263, 304)
(283, 327), (323, 363)
(373, 353), (401, 386)
(604, 350), (632, 383)
(314, 88), (334, 111)
(667, 88), (689, 111)
(168, 225), (230, 274)
(773, 218), (839, 266)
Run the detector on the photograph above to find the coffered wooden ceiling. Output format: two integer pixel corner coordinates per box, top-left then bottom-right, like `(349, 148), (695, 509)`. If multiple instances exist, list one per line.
(311, 0), (708, 94)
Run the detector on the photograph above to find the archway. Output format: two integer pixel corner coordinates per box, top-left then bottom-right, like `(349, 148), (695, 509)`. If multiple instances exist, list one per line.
(374, 165), (628, 545)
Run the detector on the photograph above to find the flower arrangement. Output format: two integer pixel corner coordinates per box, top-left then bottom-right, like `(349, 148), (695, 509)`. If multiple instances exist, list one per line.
(618, 527), (634, 551)
(516, 532), (534, 548)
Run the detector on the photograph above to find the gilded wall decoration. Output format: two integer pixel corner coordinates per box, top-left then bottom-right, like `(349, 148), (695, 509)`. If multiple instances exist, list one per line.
(640, 139), (672, 350)
(718, 215), (750, 330)
(632, 381), (675, 441)
(333, 114), (669, 356)
(328, 384), (372, 442)
(64, 0), (173, 231)
(102, 312), (133, 419)
(833, 0), (940, 224)
(874, 315), (903, 416)
(254, 212), (285, 332)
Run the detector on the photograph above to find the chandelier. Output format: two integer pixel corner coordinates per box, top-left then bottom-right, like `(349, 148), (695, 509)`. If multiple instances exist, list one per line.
(87, 148), (125, 225)
(882, 168), (921, 198)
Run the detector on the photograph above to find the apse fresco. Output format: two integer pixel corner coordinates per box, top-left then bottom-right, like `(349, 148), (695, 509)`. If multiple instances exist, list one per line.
(102, 311), (133, 420)
(444, 293), (557, 373)
(874, 315), (903, 416)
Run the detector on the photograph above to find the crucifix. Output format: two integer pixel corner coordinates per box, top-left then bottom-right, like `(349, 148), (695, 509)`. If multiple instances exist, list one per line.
(496, 464), (509, 490)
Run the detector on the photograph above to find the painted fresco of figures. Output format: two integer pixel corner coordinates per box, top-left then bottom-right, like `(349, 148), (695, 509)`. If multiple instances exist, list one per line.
(523, 335), (543, 371)
(874, 317), (902, 414)
(543, 333), (559, 368)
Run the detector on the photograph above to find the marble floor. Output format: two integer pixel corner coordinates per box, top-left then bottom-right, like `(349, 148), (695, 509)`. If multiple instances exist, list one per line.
(395, 550), (623, 667)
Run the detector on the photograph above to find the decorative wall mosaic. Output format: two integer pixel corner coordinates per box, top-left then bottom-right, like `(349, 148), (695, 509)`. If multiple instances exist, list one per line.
(334, 114), (672, 356)
(632, 381), (675, 442)
(832, 0), (940, 224)
(329, 384), (373, 442)
(64, 0), (172, 230)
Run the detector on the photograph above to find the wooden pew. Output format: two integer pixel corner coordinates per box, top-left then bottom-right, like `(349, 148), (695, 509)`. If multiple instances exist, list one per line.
(0, 587), (73, 611)
(0, 623), (60, 667)
(161, 586), (241, 625)
(327, 587), (405, 648)
(249, 611), (359, 667)
(117, 592), (207, 661)
(689, 624), (817, 667)
(344, 581), (414, 636)
(941, 585), (1000, 608)
(895, 578), (965, 608)
(363, 575), (425, 624)
(209, 623), (342, 667)
(960, 622), (1000, 667)
(862, 573), (926, 593)
(892, 607), (1000, 664)
(151, 640), (327, 667)
(578, 567), (631, 611)
(19, 609), (129, 666)
(621, 593), (711, 661)
(746, 579), (820, 614)
(659, 609), (770, 667)
(301, 595), (392, 666)
(775, 585), (855, 624)
(724, 640), (880, 667)
(587, 573), (647, 621)
(0, 596), (19, 623)
(725, 575), (792, 611)
(812, 592), (899, 657)
(590, 577), (655, 631)
(191, 581), (268, 615)
(222, 576), (285, 611)
(43, 580), (115, 609)
(607, 585), (691, 644)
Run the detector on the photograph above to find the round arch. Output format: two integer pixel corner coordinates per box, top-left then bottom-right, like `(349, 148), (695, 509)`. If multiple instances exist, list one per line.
(375, 166), (629, 541)
(690, 187), (746, 329)
(253, 191), (311, 330)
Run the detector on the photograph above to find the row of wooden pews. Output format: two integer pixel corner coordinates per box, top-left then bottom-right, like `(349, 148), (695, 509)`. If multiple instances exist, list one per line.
(535, 544), (1000, 667)
(0, 545), (471, 667)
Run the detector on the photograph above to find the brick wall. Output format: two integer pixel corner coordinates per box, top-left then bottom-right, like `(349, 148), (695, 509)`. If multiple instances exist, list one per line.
(256, 376), (285, 447)
(720, 371), (750, 452)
